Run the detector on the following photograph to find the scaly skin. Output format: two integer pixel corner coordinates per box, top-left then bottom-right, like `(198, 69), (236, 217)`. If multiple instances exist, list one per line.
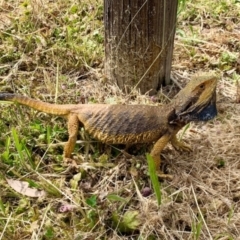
(0, 73), (218, 178)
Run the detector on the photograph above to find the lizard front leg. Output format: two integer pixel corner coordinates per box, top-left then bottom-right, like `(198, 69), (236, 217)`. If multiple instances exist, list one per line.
(150, 134), (173, 179)
(63, 114), (79, 164)
(170, 134), (192, 152)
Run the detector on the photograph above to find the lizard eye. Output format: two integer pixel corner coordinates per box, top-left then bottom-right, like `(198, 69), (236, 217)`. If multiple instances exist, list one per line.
(199, 84), (205, 89)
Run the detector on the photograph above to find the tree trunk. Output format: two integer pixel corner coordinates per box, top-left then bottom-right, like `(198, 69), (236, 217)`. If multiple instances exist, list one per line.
(104, 0), (178, 94)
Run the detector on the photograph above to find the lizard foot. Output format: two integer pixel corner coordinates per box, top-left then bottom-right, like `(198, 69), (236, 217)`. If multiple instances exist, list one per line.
(60, 158), (79, 174)
(63, 158), (78, 168)
(171, 140), (192, 152)
(156, 170), (173, 180)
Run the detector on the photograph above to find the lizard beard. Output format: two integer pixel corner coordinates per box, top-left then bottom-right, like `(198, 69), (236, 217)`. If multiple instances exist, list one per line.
(180, 91), (217, 122)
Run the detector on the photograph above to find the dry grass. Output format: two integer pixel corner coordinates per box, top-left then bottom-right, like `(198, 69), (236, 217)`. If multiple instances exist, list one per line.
(0, 0), (240, 239)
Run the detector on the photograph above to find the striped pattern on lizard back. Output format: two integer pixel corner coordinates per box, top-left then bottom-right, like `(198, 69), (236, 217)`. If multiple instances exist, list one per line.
(74, 104), (169, 144)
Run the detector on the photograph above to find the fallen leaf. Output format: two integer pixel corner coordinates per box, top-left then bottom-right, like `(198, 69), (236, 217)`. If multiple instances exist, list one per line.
(6, 178), (46, 198)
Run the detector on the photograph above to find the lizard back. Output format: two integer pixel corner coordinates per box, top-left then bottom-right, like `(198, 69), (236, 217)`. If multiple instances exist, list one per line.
(75, 104), (170, 144)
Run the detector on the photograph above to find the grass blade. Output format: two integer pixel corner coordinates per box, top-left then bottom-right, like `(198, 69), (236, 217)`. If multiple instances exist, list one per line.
(146, 153), (161, 205)
(11, 128), (23, 161)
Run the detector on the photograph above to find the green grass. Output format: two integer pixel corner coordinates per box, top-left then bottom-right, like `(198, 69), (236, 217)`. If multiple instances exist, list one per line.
(146, 154), (162, 206)
(0, 0), (240, 239)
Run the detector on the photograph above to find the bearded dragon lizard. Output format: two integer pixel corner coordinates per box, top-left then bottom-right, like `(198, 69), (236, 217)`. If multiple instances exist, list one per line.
(0, 73), (217, 178)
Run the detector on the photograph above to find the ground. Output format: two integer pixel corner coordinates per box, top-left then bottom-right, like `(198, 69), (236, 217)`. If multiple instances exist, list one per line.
(0, 0), (240, 239)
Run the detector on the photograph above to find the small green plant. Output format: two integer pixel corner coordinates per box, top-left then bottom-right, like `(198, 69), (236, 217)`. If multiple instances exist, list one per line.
(11, 128), (35, 169)
(85, 195), (99, 229)
(228, 207), (234, 224)
(1, 137), (11, 163)
(146, 153), (161, 205)
(44, 225), (55, 240)
(216, 157), (225, 168)
(220, 51), (238, 70)
(214, 233), (234, 240)
(111, 210), (140, 234)
(107, 194), (128, 203)
(179, 123), (190, 141)
(192, 217), (203, 240)
(178, 0), (187, 14)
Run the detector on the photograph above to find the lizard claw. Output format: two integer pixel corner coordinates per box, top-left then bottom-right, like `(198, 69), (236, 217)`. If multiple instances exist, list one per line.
(156, 170), (173, 180)
(171, 140), (192, 152)
(63, 158), (78, 168)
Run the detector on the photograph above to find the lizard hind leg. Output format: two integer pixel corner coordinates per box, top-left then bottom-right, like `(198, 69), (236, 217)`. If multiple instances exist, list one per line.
(63, 114), (79, 164)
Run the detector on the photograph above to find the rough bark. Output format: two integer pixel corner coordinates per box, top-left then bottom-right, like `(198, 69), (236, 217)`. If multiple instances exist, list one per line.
(104, 0), (178, 94)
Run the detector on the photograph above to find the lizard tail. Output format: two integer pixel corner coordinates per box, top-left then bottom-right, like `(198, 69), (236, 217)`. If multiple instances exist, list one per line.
(0, 92), (73, 115)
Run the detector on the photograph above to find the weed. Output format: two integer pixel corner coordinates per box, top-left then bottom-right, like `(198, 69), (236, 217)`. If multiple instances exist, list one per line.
(192, 217), (203, 240)
(146, 153), (162, 206)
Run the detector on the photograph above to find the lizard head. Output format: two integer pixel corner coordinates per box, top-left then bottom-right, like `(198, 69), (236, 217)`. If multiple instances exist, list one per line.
(170, 73), (218, 124)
